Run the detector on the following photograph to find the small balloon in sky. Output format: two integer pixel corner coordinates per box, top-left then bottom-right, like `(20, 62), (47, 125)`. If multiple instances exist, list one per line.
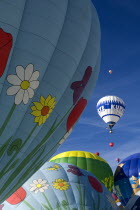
(108, 70), (113, 74)
(116, 158), (120, 163)
(95, 152), (100, 156)
(109, 142), (114, 147)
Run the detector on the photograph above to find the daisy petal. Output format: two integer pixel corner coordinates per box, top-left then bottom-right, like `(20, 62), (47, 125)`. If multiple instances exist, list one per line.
(31, 106), (36, 111)
(28, 87), (34, 99)
(42, 185), (49, 189)
(7, 86), (20, 96)
(39, 188), (44, 192)
(29, 71), (39, 81)
(33, 102), (43, 110)
(23, 90), (29, 104)
(25, 64), (34, 80)
(38, 179), (43, 183)
(30, 184), (36, 187)
(33, 180), (38, 184)
(30, 81), (39, 90)
(31, 110), (41, 117)
(40, 96), (45, 106)
(42, 116), (47, 123)
(15, 89), (24, 105)
(16, 65), (25, 81)
(7, 75), (22, 85)
(34, 116), (40, 123)
(40, 180), (47, 184)
(30, 186), (37, 191)
(45, 95), (52, 106)
(38, 116), (43, 126)
(48, 97), (56, 106)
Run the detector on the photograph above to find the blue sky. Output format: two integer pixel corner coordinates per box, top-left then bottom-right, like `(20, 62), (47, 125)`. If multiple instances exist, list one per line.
(53, 0), (140, 172)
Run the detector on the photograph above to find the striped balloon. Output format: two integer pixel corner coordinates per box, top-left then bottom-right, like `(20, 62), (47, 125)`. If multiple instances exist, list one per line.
(96, 96), (125, 133)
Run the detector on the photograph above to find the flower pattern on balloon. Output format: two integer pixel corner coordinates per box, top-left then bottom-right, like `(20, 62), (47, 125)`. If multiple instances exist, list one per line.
(67, 165), (83, 176)
(88, 176), (103, 193)
(52, 179), (70, 191)
(7, 64), (39, 105)
(6, 187), (26, 205)
(46, 164), (61, 171)
(31, 95), (56, 126)
(30, 179), (49, 193)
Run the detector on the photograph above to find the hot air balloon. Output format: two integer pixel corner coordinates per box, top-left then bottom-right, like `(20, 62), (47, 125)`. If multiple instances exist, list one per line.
(0, 0), (101, 202)
(95, 152), (100, 156)
(96, 96), (125, 133)
(114, 153), (140, 207)
(49, 151), (114, 192)
(109, 142), (114, 147)
(2, 162), (119, 209)
(108, 70), (113, 74)
(116, 158), (120, 163)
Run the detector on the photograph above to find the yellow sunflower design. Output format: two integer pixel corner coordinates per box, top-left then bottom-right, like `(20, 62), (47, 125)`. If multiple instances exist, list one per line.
(31, 95), (56, 126)
(52, 179), (70, 191)
(46, 165), (61, 171)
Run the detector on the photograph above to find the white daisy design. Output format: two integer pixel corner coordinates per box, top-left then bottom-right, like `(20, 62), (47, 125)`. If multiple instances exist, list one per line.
(30, 179), (49, 193)
(59, 128), (73, 145)
(7, 64), (39, 105)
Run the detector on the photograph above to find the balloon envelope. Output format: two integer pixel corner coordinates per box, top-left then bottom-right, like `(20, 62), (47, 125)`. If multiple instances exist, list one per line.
(109, 70), (112, 74)
(2, 162), (119, 209)
(95, 152), (100, 156)
(109, 142), (114, 147)
(96, 96), (125, 132)
(114, 153), (140, 206)
(49, 151), (114, 191)
(116, 158), (120, 163)
(0, 0), (100, 202)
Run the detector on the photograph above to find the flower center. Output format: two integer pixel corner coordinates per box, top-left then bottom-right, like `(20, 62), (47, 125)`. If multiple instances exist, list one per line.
(41, 106), (50, 116)
(20, 80), (30, 90)
(36, 184), (42, 188)
(58, 183), (64, 187)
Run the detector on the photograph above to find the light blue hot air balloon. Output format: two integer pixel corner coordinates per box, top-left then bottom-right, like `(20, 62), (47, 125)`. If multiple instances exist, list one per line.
(0, 0), (101, 203)
(96, 96), (125, 133)
(2, 162), (119, 210)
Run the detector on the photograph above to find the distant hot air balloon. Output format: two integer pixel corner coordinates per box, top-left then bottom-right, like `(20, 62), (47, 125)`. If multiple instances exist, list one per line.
(109, 142), (114, 147)
(49, 151), (114, 192)
(95, 152), (100, 156)
(116, 158), (120, 163)
(2, 162), (119, 209)
(109, 70), (113, 74)
(96, 96), (125, 133)
(114, 153), (140, 207)
(0, 0), (101, 203)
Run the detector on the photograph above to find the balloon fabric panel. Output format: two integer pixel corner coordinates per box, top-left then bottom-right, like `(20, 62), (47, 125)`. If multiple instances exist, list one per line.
(49, 151), (114, 192)
(0, 0), (101, 202)
(2, 162), (119, 209)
